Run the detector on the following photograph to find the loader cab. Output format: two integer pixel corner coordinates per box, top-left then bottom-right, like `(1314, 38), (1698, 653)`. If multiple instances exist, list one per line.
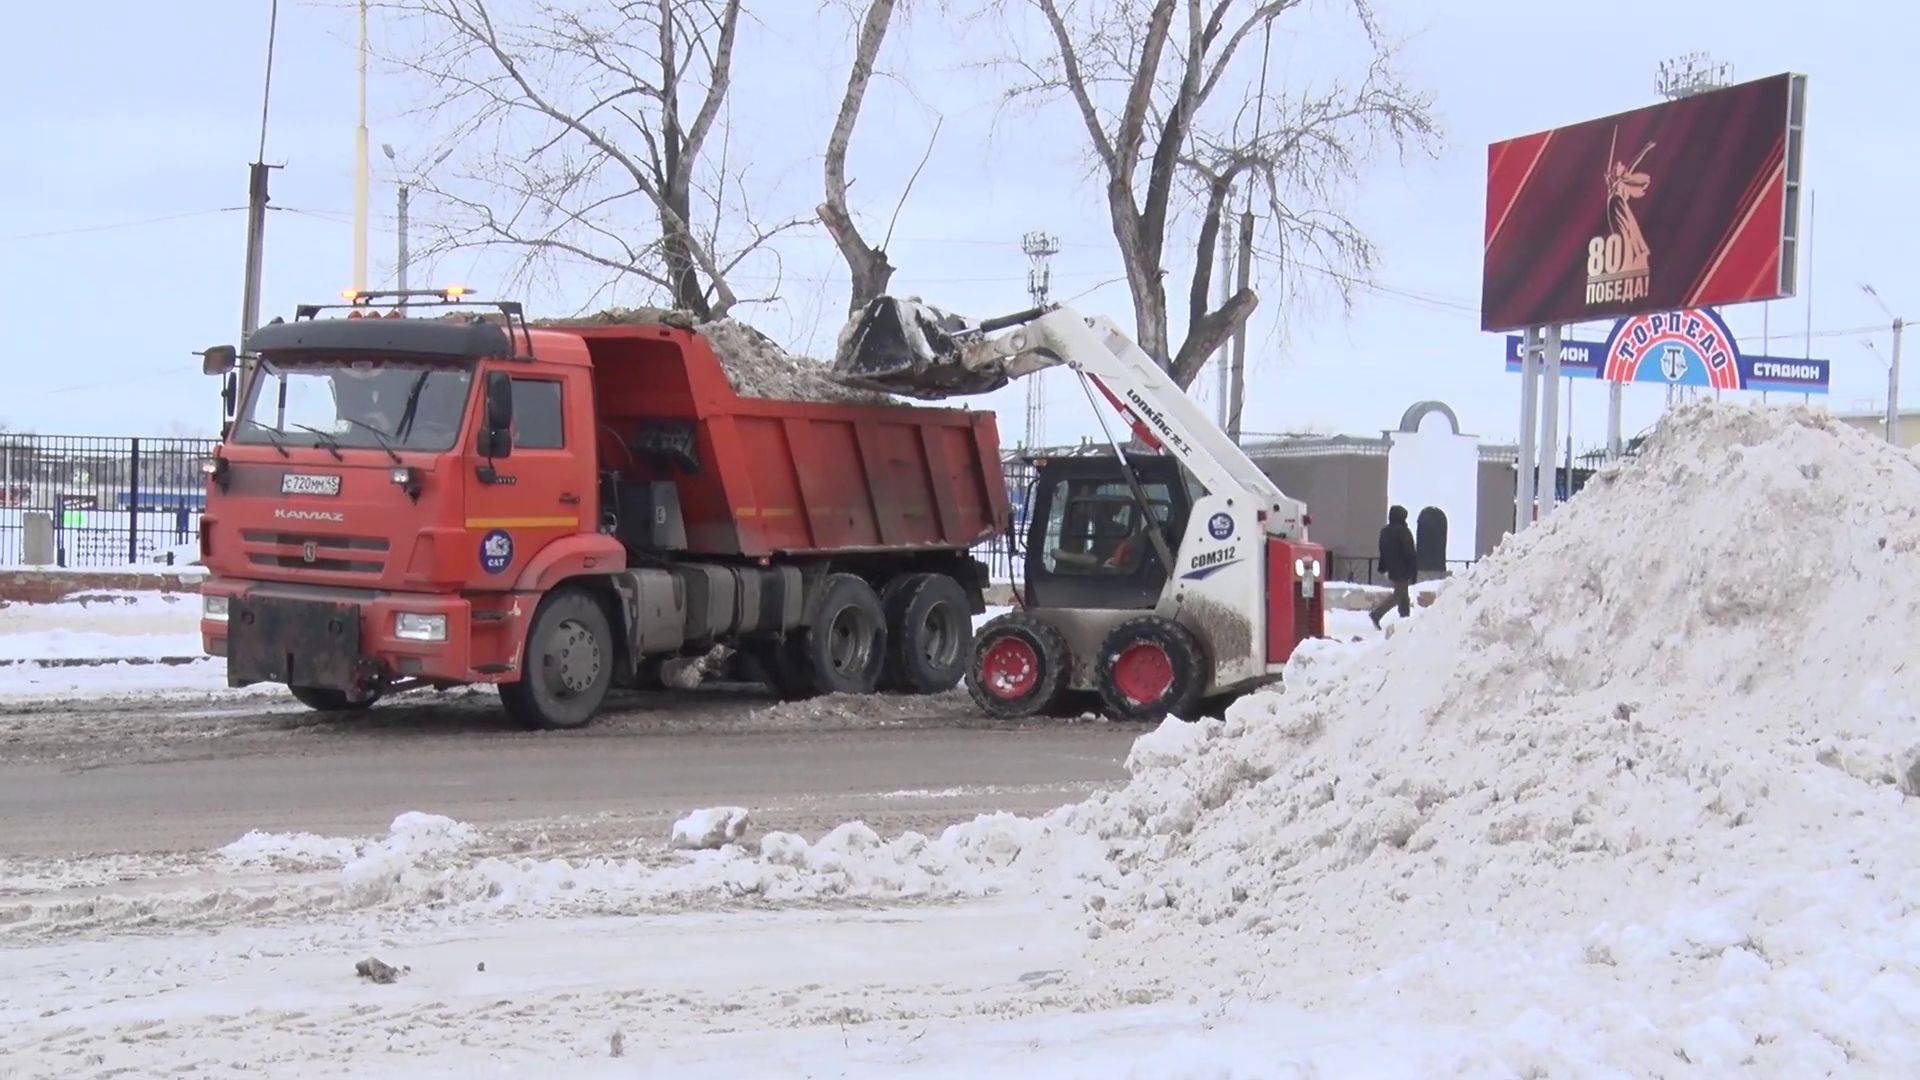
(1023, 453), (1193, 610)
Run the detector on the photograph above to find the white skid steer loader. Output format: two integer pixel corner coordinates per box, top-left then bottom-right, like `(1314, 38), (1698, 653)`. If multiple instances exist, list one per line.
(836, 299), (1326, 722)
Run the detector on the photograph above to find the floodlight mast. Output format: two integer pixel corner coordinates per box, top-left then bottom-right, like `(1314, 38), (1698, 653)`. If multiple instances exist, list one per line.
(1656, 53), (1734, 100)
(1020, 231), (1061, 447)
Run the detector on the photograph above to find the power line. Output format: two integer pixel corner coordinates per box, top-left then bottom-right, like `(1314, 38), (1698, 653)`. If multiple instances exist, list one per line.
(0, 208), (241, 243)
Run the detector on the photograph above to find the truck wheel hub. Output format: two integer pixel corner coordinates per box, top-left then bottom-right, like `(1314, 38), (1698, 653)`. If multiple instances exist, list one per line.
(826, 606), (876, 676)
(919, 602), (959, 668)
(1112, 642), (1173, 705)
(980, 635), (1038, 698)
(547, 619), (603, 695)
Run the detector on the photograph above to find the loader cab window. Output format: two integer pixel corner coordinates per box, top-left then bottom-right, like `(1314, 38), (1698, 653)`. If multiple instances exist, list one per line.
(1024, 455), (1192, 611)
(509, 378), (565, 449)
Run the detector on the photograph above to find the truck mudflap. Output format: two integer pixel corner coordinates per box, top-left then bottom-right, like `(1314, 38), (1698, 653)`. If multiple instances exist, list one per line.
(227, 595), (374, 690)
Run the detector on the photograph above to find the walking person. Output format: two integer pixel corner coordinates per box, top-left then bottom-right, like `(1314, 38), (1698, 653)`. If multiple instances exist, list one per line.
(1370, 505), (1418, 629)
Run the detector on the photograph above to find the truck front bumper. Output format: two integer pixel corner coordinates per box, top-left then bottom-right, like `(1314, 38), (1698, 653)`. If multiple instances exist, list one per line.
(201, 578), (530, 689)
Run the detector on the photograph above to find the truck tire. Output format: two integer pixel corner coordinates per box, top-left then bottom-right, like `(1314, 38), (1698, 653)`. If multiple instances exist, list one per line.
(966, 612), (1069, 719)
(882, 573), (972, 694)
(797, 573), (888, 695)
(501, 588), (615, 730)
(1094, 615), (1206, 723)
(289, 685), (380, 712)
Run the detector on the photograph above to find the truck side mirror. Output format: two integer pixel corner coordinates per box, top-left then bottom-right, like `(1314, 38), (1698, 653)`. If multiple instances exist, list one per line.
(201, 345), (237, 376)
(220, 371), (238, 420)
(478, 369), (514, 461)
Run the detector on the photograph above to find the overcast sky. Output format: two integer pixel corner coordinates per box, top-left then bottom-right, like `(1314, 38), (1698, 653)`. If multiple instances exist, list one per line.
(2, 0), (1914, 451)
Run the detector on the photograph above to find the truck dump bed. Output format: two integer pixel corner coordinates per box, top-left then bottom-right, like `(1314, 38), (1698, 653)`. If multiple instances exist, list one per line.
(572, 324), (1008, 558)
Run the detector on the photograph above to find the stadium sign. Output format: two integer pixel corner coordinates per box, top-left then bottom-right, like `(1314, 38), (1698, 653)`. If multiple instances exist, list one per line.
(1503, 308), (1828, 393)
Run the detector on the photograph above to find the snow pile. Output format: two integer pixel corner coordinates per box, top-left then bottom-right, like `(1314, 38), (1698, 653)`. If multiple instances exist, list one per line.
(218, 828), (358, 868)
(671, 806), (752, 850)
(1054, 405), (1920, 1071)
(543, 308), (891, 404)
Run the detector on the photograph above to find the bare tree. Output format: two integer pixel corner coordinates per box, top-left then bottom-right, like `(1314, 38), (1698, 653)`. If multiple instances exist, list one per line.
(998, 0), (1437, 388)
(819, 0), (900, 315)
(379, 0), (802, 319)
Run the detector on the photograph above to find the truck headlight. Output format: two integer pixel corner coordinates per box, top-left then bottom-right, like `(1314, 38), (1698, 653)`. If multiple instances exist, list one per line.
(395, 612), (448, 642)
(203, 594), (229, 622)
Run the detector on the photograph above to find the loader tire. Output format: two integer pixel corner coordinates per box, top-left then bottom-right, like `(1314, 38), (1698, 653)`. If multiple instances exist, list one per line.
(881, 573), (972, 694)
(966, 612), (1069, 720)
(501, 587), (614, 730)
(796, 574), (888, 695)
(1094, 615), (1206, 723)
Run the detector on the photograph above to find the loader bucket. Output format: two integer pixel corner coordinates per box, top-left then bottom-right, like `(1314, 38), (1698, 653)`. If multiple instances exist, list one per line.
(832, 298), (1007, 399)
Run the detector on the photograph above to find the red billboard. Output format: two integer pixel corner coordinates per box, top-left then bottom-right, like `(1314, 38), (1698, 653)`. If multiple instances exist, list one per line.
(1482, 73), (1806, 333)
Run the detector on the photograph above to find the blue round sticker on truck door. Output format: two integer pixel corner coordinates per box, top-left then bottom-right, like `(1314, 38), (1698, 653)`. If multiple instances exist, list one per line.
(1207, 512), (1234, 540)
(479, 530), (515, 574)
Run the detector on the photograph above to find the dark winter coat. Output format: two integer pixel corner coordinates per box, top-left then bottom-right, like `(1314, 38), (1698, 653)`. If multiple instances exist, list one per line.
(1377, 508), (1418, 584)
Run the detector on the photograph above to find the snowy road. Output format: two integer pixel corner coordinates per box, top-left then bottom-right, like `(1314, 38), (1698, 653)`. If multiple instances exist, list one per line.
(1, 686), (1137, 857)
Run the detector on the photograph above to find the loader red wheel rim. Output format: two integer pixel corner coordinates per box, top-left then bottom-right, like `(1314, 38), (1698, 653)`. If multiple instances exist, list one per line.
(980, 635), (1039, 699)
(1112, 642), (1174, 705)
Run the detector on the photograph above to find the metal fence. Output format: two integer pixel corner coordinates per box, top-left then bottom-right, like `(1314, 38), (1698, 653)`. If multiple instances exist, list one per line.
(1327, 553), (1475, 586)
(0, 435), (217, 567)
(974, 456), (1035, 585)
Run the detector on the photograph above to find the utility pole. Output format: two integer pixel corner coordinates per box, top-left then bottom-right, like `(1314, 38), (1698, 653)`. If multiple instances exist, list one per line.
(352, 0), (370, 292)
(1021, 231), (1060, 448)
(1864, 284), (1906, 445)
(383, 144), (408, 294)
(1226, 205), (1254, 443)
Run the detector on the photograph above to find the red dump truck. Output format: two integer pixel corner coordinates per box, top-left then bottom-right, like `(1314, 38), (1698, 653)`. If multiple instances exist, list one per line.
(197, 292), (1008, 728)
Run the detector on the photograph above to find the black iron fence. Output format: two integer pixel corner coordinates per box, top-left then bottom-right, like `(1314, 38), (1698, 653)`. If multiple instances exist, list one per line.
(1328, 553), (1475, 586)
(0, 435), (217, 567)
(974, 456), (1035, 584)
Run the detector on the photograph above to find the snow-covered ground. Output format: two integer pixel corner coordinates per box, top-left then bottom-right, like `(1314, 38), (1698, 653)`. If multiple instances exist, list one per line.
(0, 588), (259, 702)
(0, 589), (203, 661)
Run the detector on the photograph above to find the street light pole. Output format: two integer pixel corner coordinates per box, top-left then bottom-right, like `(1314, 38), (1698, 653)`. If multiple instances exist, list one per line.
(382, 143), (408, 295)
(1891, 318), (1906, 445)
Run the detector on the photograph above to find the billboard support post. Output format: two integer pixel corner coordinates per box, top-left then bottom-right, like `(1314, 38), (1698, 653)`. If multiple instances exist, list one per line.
(1516, 327), (1541, 532)
(1538, 324), (1562, 516)
(1607, 380), (1623, 459)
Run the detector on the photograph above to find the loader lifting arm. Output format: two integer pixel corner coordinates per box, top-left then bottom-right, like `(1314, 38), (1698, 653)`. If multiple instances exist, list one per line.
(835, 299), (1307, 540)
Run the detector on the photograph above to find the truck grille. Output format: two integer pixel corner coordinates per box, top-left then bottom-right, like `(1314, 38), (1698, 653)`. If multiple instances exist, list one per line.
(240, 530), (391, 577)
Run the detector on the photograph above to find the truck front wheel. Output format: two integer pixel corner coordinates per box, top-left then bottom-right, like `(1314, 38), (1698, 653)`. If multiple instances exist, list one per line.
(501, 588), (614, 730)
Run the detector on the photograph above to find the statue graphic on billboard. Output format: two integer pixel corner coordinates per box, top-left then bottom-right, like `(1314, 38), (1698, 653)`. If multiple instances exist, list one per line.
(1586, 129), (1656, 308)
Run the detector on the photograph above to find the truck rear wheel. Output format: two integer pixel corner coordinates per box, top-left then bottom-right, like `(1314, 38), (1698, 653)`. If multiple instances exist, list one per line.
(798, 574), (888, 695)
(289, 685), (381, 712)
(881, 573), (971, 694)
(501, 588), (614, 730)
(1095, 615), (1205, 723)
(966, 612), (1069, 719)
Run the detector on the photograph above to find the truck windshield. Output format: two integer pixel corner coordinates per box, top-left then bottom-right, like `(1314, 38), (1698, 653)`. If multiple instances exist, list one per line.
(235, 357), (474, 453)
